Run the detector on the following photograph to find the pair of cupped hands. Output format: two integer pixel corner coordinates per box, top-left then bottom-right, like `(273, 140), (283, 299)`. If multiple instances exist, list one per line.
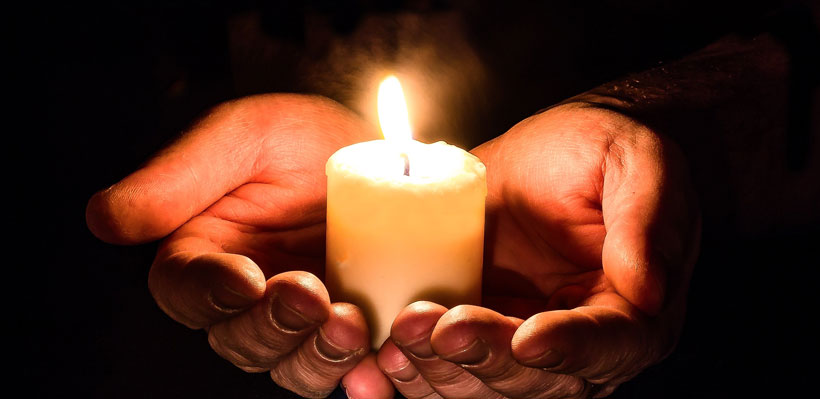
(87, 94), (700, 398)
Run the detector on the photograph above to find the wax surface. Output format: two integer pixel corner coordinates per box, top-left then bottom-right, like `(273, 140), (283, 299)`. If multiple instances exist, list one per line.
(326, 140), (486, 348)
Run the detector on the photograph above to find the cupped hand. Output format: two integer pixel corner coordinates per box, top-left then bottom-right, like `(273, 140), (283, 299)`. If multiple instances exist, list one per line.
(86, 94), (394, 398)
(376, 102), (701, 398)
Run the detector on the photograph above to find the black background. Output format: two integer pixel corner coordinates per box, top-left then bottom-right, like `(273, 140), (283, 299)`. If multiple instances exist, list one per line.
(23, 0), (818, 397)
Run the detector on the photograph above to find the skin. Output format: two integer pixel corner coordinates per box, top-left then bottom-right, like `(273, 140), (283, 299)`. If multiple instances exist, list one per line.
(86, 94), (699, 398)
(374, 102), (700, 398)
(87, 94), (388, 398)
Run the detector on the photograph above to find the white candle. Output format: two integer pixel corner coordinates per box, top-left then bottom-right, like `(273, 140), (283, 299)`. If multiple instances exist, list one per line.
(325, 76), (486, 348)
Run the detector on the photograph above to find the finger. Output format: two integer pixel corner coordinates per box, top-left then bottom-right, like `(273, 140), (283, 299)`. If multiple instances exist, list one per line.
(377, 339), (440, 399)
(432, 305), (587, 399)
(342, 353), (396, 399)
(601, 128), (697, 315)
(512, 292), (657, 385)
(270, 302), (370, 398)
(208, 271), (330, 372)
(86, 94), (376, 244)
(390, 301), (502, 399)
(148, 251), (267, 329)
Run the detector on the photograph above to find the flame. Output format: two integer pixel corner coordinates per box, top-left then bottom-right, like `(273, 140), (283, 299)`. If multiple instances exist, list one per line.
(377, 75), (413, 142)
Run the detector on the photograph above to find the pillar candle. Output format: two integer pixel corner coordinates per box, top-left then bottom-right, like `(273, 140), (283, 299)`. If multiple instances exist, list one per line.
(325, 76), (486, 348)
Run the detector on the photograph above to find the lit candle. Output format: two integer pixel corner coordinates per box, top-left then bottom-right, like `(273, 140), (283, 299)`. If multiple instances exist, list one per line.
(325, 76), (487, 349)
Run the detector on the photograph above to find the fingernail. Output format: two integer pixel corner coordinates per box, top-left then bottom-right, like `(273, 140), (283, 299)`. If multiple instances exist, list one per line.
(530, 349), (564, 369)
(440, 338), (490, 365)
(211, 282), (257, 311)
(399, 335), (436, 360)
(384, 358), (416, 382)
(315, 328), (358, 361)
(271, 295), (320, 332)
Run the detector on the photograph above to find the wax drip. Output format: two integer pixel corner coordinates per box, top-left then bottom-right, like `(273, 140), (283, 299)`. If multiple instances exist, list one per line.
(401, 153), (410, 176)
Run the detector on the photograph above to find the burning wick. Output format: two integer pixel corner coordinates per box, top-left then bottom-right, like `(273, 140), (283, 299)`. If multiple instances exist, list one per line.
(401, 153), (410, 176)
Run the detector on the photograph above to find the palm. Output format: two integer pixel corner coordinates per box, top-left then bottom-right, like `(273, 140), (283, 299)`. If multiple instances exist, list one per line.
(173, 152), (332, 279)
(473, 105), (636, 318)
(156, 95), (381, 281)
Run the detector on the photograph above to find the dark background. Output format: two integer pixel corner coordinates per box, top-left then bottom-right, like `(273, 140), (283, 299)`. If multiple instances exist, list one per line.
(23, 0), (818, 397)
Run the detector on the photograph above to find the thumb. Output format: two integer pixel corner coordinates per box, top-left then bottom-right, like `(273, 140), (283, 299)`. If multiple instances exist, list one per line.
(600, 129), (697, 315)
(86, 94), (375, 244)
(86, 97), (268, 244)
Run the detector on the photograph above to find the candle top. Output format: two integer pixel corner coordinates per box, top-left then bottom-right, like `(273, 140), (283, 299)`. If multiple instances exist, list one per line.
(327, 140), (486, 193)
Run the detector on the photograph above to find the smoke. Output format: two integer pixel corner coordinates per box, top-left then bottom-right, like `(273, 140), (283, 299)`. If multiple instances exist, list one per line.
(228, 8), (490, 149)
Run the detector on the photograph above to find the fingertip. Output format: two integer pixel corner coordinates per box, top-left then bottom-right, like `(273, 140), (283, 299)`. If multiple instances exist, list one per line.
(276, 270), (331, 301)
(199, 253), (266, 310)
(148, 252), (266, 328)
(377, 339), (423, 383)
(430, 305), (487, 352)
(86, 189), (129, 244)
(342, 354), (395, 399)
(511, 310), (586, 371)
(431, 305), (512, 364)
(321, 303), (370, 354)
(390, 301), (448, 345)
(268, 272), (332, 332)
(376, 339), (404, 373)
(86, 182), (177, 244)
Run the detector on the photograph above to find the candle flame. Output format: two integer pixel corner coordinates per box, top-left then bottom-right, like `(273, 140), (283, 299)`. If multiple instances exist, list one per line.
(377, 75), (413, 142)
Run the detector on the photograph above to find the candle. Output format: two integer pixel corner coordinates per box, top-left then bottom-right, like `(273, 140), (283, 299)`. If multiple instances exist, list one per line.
(325, 76), (487, 348)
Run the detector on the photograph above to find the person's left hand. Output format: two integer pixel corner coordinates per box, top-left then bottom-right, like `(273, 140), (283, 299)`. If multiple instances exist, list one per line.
(365, 102), (701, 398)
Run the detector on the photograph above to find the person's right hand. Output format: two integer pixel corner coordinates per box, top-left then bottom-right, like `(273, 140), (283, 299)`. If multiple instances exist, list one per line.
(86, 94), (394, 398)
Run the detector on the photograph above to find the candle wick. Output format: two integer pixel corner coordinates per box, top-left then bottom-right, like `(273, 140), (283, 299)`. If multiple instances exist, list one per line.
(401, 153), (410, 176)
